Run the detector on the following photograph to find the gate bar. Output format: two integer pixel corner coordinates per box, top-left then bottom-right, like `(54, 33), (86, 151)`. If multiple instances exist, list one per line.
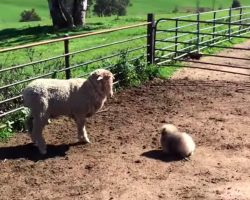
(156, 51), (250, 61)
(155, 30), (250, 39)
(175, 59), (250, 70)
(155, 41), (250, 51)
(156, 18), (250, 26)
(158, 64), (250, 77)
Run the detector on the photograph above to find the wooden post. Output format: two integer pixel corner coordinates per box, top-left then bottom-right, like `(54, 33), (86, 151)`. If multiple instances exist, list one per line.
(212, 11), (217, 43)
(239, 7), (243, 34)
(174, 19), (179, 58)
(64, 34), (71, 79)
(147, 13), (155, 65)
(228, 8), (232, 40)
(196, 12), (200, 53)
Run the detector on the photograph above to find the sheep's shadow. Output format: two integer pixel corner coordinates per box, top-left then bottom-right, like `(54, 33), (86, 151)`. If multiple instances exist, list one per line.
(141, 150), (183, 162)
(0, 142), (81, 162)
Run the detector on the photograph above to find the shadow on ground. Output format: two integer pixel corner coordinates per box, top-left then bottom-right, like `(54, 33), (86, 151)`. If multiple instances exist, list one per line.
(0, 142), (82, 162)
(141, 150), (183, 162)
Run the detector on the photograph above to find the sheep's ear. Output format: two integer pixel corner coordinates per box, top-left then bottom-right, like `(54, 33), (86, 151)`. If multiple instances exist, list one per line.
(97, 76), (103, 81)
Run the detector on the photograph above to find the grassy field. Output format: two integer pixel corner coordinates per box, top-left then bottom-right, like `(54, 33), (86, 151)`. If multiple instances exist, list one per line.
(0, 0), (249, 47)
(0, 0), (49, 25)
(128, 0), (250, 15)
(0, 0), (250, 28)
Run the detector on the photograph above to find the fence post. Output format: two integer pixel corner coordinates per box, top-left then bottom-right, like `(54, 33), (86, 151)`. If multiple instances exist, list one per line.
(212, 11), (217, 43)
(174, 19), (179, 58)
(196, 12), (200, 54)
(147, 13), (155, 65)
(64, 34), (71, 79)
(239, 7), (243, 34)
(228, 7), (232, 40)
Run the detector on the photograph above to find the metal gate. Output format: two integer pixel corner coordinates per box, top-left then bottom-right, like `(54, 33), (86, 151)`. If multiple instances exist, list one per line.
(152, 6), (250, 76)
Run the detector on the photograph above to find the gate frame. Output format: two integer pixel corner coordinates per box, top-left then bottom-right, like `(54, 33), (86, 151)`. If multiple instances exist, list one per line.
(153, 6), (250, 66)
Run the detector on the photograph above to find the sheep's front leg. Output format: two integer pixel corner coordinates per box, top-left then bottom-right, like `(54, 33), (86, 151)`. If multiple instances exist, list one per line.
(32, 116), (48, 155)
(75, 116), (90, 143)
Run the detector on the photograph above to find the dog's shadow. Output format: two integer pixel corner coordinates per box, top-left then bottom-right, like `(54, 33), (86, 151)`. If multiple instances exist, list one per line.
(0, 142), (82, 162)
(141, 150), (183, 162)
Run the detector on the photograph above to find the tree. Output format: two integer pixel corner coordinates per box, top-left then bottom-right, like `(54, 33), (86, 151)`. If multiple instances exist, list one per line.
(212, 0), (216, 10)
(172, 5), (179, 13)
(47, 0), (88, 29)
(86, 0), (94, 16)
(232, 0), (241, 8)
(88, 0), (94, 8)
(196, 0), (200, 13)
(93, 0), (130, 17)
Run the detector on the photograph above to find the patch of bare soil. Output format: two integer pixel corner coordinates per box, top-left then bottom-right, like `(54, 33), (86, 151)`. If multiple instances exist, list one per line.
(1, 41), (250, 200)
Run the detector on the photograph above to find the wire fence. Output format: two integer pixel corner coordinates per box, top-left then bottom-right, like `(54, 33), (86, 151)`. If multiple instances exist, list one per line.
(0, 21), (151, 120)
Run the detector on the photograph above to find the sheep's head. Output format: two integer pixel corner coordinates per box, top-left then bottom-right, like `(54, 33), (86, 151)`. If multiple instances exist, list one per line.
(90, 69), (114, 97)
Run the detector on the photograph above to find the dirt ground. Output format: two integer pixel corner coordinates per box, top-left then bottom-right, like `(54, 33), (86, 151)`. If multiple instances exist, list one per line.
(1, 40), (250, 200)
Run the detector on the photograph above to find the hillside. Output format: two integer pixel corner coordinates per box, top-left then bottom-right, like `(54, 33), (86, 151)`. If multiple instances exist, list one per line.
(0, 0), (249, 25)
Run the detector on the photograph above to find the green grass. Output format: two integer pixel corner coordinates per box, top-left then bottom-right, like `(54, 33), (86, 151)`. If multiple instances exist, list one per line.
(158, 66), (180, 78)
(0, 123), (14, 142)
(0, 0), (249, 48)
(128, 0), (249, 15)
(0, 0), (49, 24)
(1, 0), (250, 29)
(1, 0), (250, 23)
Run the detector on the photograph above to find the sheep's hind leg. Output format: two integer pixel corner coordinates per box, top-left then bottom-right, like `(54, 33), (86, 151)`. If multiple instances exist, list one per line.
(25, 114), (37, 145)
(75, 117), (90, 143)
(32, 116), (48, 155)
(26, 114), (40, 148)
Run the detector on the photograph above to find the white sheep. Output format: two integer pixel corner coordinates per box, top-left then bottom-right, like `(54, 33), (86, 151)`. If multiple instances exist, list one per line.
(22, 69), (114, 154)
(160, 124), (196, 158)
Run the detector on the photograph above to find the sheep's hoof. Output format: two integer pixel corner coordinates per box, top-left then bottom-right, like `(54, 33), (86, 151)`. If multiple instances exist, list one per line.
(32, 142), (38, 147)
(78, 138), (91, 144)
(83, 140), (91, 144)
(183, 157), (191, 161)
(38, 148), (47, 155)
